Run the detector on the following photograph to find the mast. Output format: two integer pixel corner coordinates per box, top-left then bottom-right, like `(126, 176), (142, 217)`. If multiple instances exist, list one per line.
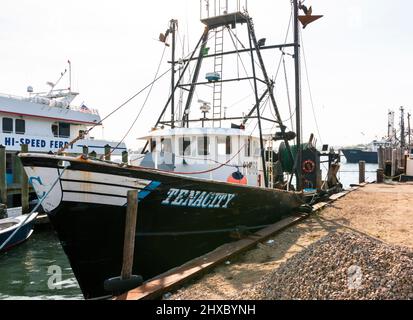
(170, 19), (177, 129)
(400, 106), (405, 148)
(293, 0), (303, 191)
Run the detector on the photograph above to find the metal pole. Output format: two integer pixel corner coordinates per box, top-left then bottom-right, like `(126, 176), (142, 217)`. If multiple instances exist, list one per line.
(171, 20), (177, 129)
(21, 144), (29, 214)
(293, 0), (303, 191)
(247, 21), (268, 188)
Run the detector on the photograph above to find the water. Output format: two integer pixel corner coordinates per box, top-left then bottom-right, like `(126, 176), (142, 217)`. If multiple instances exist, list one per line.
(0, 231), (82, 300)
(0, 162), (377, 300)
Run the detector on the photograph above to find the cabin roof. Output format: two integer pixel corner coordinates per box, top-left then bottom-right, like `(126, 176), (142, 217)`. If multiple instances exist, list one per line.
(138, 127), (259, 140)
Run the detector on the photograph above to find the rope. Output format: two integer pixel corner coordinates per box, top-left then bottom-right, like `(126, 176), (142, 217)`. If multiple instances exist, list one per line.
(0, 167), (68, 251)
(300, 29), (324, 146)
(103, 46), (168, 159)
(56, 68), (171, 155)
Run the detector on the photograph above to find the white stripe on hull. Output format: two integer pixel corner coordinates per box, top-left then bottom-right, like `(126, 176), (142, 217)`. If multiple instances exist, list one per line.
(62, 192), (127, 207)
(61, 181), (133, 198)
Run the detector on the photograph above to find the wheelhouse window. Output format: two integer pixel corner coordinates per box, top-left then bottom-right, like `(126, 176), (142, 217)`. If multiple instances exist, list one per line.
(217, 136), (231, 155)
(150, 139), (157, 152)
(245, 138), (252, 157)
(161, 138), (172, 153)
(197, 136), (210, 156)
(2, 118), (13, 133)
(15, 119), (25, 134)
(179, 137), (191, 156)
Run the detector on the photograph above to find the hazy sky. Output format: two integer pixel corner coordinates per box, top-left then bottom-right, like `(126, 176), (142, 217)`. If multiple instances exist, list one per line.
(1, 0), (412, 150)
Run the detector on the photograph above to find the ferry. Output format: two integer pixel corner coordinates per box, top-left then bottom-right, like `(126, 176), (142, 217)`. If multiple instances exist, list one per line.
(0, 66), (127, 192)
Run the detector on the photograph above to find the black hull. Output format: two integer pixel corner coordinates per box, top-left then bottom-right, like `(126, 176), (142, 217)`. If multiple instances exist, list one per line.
(21, 155), (304, 299)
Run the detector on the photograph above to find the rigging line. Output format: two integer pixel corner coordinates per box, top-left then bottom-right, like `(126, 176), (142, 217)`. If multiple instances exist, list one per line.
(226, 26), (255, 94)
(56, 67), (171, 155)
(106, 46), (168, 158)
(272, 3), (293, 84)
(300, 29), (324, 146)
(283, 54), (295, 131)
(247, 95), (271, 132)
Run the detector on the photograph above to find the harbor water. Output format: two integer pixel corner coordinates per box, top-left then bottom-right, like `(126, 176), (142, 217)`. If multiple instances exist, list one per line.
(0, 161), (377, 300)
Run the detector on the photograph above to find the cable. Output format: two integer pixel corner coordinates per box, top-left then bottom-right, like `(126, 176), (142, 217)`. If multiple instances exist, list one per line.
(300, 29), (324, 146)
(106, 46), (168, 157)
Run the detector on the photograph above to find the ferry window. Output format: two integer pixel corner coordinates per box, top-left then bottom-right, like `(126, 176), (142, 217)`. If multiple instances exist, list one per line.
(245, 138), (251, 157)
(179, 137), (191, 156)
(150, 139), (157, 152)
(15, 119), (25, 134)
(197, 136), (210, 156)
(253, 140), (260, 156)
(161, 138), (172, 153)
(52, 124), (58, 137)
(59, 123), (70, 138)
(2, 118), (13, 133)
(217, 136), (231, 155)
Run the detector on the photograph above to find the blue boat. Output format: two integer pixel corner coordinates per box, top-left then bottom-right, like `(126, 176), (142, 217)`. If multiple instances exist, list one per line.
(0, 214), (36, 252)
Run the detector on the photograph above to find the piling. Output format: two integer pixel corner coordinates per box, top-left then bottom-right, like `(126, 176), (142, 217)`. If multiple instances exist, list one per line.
(13, 153), (22, 184)
(104, 145), (111, 161)
(377, 168), (384, 184)
(122, 190), (139, 280)
(21, 144), (29, 214)
(378, 147), (385, 170)
(122, 151), (129, 164)
(385, 161), (392, 179)
(359, 161), (366, 184)
(0, 145), (6, 205)
(391, 149), (398, 177)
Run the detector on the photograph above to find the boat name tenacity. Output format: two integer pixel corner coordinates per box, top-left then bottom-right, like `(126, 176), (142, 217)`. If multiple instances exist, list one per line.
(161, 188), (236, 209)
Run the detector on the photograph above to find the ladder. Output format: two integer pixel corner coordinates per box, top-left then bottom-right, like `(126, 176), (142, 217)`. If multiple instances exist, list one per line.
(212, 27), (224, 128)
(266, 140), (274, 188)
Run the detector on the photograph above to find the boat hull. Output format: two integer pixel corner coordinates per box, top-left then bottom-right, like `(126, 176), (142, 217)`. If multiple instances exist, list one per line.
(342, 149), (378, 164)
(0, 215), (35, 252)
(20, 154), (304, 299)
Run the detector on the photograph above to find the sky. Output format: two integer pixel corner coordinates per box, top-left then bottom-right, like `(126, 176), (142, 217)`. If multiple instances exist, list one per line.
(1, 0), (412, 150)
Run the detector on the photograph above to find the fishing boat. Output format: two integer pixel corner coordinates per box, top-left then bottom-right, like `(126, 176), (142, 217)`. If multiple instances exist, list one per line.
(0, 214), (36, 252)
(19, 1), (334, 298)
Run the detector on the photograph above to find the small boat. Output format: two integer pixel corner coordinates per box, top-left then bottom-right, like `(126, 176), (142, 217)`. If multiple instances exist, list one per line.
(0, 214), (36, 252)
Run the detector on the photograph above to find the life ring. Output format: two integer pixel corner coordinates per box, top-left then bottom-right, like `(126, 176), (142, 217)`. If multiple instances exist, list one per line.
(302, 160), (316, 174)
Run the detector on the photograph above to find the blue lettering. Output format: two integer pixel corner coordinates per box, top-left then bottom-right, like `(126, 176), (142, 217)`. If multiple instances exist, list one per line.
(41, 140), (46, 148)
(4, 137), (12, 146)
(36, 140), (40, 148)
(20, 138), (25, 145)
(59, 141), (64, 149)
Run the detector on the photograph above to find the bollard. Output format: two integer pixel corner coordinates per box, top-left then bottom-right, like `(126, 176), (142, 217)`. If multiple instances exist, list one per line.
(21, 144), (29, 214)
(377, 168), (384, 184)
(82, 145), (89, 157)
(0, 145), (7, 205)
(122, 151), (129, 164)
(104, 145), (111, 161)
(359, 161), (366, 184)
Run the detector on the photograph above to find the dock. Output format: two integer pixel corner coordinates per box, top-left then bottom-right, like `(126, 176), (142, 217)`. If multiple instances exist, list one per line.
(115, 184), (366, 300)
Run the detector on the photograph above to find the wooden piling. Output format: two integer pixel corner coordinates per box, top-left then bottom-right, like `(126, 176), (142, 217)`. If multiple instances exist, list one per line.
(121, 190), (139, 280)
(122, 151), (129, 164)
(21, 144), (29, 214)
(391, 149), (398, 177)
(13, 153), (22, 184)
(359, 161), (366, 184)
(104, 145), (111, 161)
(0, 145), (7, 205)
(377, 168), (384, 184)
(378, 147), (385, 170)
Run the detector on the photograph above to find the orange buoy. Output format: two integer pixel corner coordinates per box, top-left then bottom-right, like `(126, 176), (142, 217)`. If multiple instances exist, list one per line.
(227, 171), (248, 185)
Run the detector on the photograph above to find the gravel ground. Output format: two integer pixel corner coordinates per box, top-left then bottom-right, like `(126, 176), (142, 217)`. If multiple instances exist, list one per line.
(236, 232), (413, 300)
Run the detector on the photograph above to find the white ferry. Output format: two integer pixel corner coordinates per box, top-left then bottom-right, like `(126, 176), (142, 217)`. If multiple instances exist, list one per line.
(0, 71), (127, 185)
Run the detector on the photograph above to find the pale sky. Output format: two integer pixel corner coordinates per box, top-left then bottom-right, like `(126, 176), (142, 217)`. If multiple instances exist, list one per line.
(1, 0), (412, 150)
